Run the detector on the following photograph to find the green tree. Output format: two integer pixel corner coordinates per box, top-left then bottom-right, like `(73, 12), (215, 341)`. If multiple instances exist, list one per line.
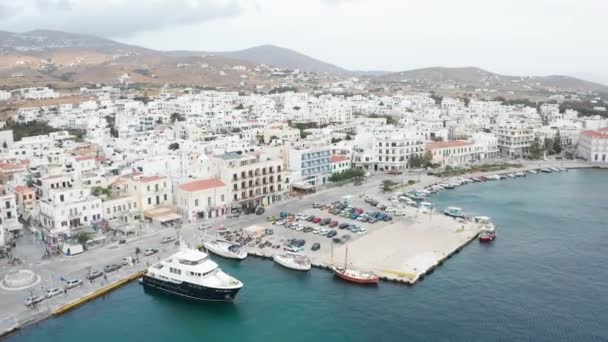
(328, 169), (364, 182)
(169, 142), (180, 150)
(553, 131), (562, 154)
(170, 113), (186, 123)
(544, 138), (554, 155)
(529, 138), (544, 159)
(74, 231), (92, 250)
(331, 137), (342, 144)
(345, 134), (352, 141)
(382, 180), (397, 192)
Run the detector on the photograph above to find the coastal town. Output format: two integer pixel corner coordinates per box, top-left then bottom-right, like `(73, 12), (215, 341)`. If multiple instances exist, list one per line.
(0, 76), (607, 336)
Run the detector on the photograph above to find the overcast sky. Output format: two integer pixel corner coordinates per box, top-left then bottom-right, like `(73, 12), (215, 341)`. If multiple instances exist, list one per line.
(1, 0), (607, 82)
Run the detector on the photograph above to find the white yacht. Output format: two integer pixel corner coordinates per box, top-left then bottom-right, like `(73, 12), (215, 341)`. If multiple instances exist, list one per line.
(142, 246), (243, 302)
(203, 240), (247, 260)
(273, 253), (311, 271)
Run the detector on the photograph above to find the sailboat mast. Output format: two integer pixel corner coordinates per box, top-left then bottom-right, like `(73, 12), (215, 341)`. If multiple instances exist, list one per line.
(344, 246), (348, 269)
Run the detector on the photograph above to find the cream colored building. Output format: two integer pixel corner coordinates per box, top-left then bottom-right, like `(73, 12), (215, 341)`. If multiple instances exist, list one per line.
(578, 128), (608, 162)
(176, 178), (230, 222)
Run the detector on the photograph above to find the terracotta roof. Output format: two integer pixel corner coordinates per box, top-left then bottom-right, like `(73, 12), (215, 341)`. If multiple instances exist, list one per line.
(139, 175), (166, 183)
(179, 178), (225, 192)
(427, 140), (472, 150)
(582, 130), (608, 139)
(331, 155), (349, 163)
(14, 185), (32, 193)
(75, 156), (95, 161)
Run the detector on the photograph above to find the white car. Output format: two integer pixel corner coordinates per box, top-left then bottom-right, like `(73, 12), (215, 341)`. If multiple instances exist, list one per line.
(357, 227), (368, 235)
(65, 279), (83, 289)
(198, 223), (211, 230)
(295, 225), (304, 231)
(274, 220), (286, 226)
(45, 288), (63, 298)
(394, 210), (406, 216)
(161, 236), (176, 244)
(24, 295), (44, 307)
(144, 248), (158, 256)
(320, 228), (330, 236)
(313, 227), (320, 234)
(386, 207), (397, 213)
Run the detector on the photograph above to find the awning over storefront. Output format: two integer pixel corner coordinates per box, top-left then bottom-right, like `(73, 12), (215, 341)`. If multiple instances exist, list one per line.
(153, 213), (182, 223)
(144, 206), (178, 219)
(292, 181), (315, 190)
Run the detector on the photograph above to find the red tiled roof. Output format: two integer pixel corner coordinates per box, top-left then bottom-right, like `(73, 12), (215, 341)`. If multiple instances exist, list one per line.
(14, 185), (32, 193)
(582, 130), (608, 139)
(427, 140), (472, 150)
(75, 156), (95, 161)
(331, 155), (349, 163)
(179, 178), (225, 192)
(139, 176), (166, 183)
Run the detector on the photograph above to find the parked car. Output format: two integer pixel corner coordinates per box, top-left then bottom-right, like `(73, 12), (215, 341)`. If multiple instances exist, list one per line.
(161, 236), (175, 244)
(311, 242), (321, 251)
(266, 215), (278, 222)
(303, 226), (314, 233)
(45, 288), (63, 298)
(312, 202), (322, 208)
(320, 218), (332, 226)
(357, 227), (368, 235)
(64, 279), (83, 289)
(86, 270), (103, 280)
(333, 237), (343, 244)
(328, 221), (339, 228)
(320, 228), (330, 236)
(327, 230), (338, 238)
(24, 295), (44, 307)
(386, 207), (396, 213)
(338, 223), (349, 229)
(255, 207), (265, 215)
(313, 227), (321, 234)
(275, 220), (286, 226)
(104, 264), (121, 273)
(122, 256), (133, 266)
(312, 217), (322, 224)
(144, 248), (159, 256)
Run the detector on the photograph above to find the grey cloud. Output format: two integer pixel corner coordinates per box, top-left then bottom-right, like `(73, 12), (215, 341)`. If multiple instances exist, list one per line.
(0, 0), (242, 37)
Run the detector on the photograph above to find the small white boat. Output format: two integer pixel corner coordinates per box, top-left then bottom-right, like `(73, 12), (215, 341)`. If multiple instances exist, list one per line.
(558, 167), (567, 172)
(540, 168), (552, 173)
(550, 167), (560, 172)
(514, 172), (526, 177)
(507, 173), (516, 178)
(203, 240), (248, 260)
(528, 169), (538, 174)
(487, 175), (501, 181)
(273, 253), (311, 271)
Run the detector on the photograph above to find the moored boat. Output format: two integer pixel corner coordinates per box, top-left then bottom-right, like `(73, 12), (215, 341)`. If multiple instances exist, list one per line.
(528, 169), (538, 174)
(203, 240), (247, 260)
(443, 206), (465, 218)
(487, 175), (501, 181)
(142, 245), (243, 302)
(478, 226), (497, 242)
(273, 253), (311, 271)
(540, 168), (552, 173)
(550, 167), (560, 172)
(332, 247), (379, 285)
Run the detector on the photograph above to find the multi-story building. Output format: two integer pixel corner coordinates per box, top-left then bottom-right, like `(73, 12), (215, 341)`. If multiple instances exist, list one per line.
(427, 141), (478, 167)
(216, 152), (286, 210)
(176, 178), (230, 222)
(372, 129), (425, 172)
(496, 125), (534, 158)
(122, 175), (175, 221)
(101, 193), (141, 224)
(578, 128), (608, 162)
(331, 155), (351, 175)
(0, 187), (21, 247)
(38, 174), (102, 242)
(288, 146), (332, 186)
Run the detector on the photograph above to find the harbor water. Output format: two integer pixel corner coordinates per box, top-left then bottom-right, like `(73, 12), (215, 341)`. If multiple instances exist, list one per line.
(7, 169), (608, 341)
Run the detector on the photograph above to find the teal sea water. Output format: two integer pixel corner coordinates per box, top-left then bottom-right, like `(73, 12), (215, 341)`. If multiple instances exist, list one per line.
(7, 169), (608, 342)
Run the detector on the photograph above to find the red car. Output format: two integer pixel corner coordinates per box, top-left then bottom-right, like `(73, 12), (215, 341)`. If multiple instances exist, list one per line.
(312, 217), (322, 224)
(329, 221), (339, 228)
(354, 208), (364, 215)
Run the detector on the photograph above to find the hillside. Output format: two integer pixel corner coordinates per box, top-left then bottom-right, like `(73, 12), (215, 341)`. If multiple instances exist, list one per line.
(217, 45), (348, 74)
(375, 67), (608, 93)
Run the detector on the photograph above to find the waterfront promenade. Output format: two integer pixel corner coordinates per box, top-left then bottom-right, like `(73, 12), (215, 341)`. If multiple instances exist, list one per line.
(0, 159), (600, 338)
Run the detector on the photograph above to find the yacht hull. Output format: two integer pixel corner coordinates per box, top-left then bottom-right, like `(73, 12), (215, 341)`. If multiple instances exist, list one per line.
(142, 275), (240, 302)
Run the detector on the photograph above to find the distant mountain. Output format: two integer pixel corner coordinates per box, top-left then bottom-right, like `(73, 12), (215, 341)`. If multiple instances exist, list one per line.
(0, 29), (606, 95)
(376, 66), (608, 93)
(0, 29), (151, 54)
(217, 45), (349, 75)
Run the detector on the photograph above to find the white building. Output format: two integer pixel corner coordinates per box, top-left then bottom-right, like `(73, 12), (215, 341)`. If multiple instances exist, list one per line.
(496, 125), (534, 158)
(176, 178), (230, 222)
(577, 128), (608, 162)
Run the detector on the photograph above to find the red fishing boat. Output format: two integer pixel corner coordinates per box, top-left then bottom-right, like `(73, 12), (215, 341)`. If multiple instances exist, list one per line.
(478, 227), (496, 242)
(332, 246), (379, 284)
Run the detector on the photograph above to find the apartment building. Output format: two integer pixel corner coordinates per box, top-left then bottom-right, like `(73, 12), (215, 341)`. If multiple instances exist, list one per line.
(331, 155), (351, 174)
(101, 193), (141, 224)
(123, 175), (174, 217)
(38, 174), (102, 242)
(496, 125), (534, 158)
(372, 129), (425, 172)
(0, 187), (22, 247)
(176, 178), (230, 222)
(288, 146), (332, 186)
(427, 141), (478, 167)
(216, 152), (286, 210)
(578, 128), (608, 162)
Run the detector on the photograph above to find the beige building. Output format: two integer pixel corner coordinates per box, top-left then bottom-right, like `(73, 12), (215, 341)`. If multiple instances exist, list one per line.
(120, 175), (175, 221)
(496, 125), (534, 158)
(176, 178), (230, 223)
(427, 140), (480, 167)
(578, 128), (608, 162)
(215, 152), (287, 210)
